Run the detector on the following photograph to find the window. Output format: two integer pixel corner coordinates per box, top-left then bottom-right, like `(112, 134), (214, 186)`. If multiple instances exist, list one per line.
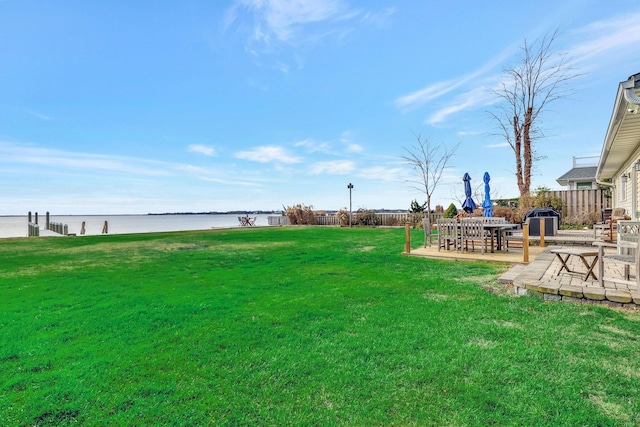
(621, 175), (628, 202)
(576, 182), (593, 190)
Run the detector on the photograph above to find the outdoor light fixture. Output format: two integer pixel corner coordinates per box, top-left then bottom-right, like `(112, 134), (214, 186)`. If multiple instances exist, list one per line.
(628, 104), (639, 114)
(634, 159), (640, 172)
(622, 173), (629, 183)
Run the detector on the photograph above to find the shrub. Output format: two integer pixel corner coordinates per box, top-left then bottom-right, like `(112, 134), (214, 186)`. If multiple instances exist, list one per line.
(444, 203), (458, 218)
(562, 210), (601, 228)
(408, 200), (426, 214)
(493, 206), (518, 223)
(336, 209), (351, 226)
(354, 208), (382, 226)
(285, 204), (317, 225)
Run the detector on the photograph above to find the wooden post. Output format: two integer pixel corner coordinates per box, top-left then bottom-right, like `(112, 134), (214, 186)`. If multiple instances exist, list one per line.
(46, 212), (50, 230)
(28, 211), (32, 223)
(35, 212), (38, 225)
(539, 218), (545, 248)
(405, 223), (411, 254)
(523, 223), (529, 263)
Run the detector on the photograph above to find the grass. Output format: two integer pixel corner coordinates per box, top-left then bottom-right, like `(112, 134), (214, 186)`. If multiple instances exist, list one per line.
(1, 226), (640, 426)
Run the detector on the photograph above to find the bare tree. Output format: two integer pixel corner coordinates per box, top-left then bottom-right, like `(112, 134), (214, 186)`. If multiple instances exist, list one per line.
(450, 180), (502, 208)
(490, 29), (579, 197)
(402, 133), (459, 246)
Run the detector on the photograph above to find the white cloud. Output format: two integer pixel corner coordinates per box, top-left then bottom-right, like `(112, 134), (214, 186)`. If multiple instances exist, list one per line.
(22, 108), (52, 121)
(393, 43), (515, 115)
(339, 130), (363, 153)
(310, 160), (355, 175)
(358, 166), (405, 182)
(294, 138), (333, 153)
(397, 11), (640, 126)
(456, 130), (483, 136)
(0, 141), (236, 186)
(485, 142), (511, 148)
(393, 80), (456, 113)
(188, 144), (216, 156)
(570, 12), (640, 60)
(234, 145), (302, 164)
(426, 86), (496, 125)
(226, 0), (368, 69)
(346, 143), (363, 153)
(0, 141), (171, 176)
(240, 0), (352, 43)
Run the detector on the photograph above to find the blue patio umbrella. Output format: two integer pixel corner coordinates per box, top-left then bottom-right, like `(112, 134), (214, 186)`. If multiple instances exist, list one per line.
(482, 172), (493, 217)
(461, 173), (477, 214)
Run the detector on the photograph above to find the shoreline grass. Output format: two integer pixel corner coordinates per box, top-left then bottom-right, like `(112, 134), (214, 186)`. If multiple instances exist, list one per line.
(1, 227), (639, 425)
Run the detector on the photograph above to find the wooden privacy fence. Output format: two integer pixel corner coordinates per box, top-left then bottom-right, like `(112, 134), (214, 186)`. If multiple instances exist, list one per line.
(547, 189), (611, 222)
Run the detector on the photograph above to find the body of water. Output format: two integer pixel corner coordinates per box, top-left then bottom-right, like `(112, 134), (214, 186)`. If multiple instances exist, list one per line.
(0, 214), (275, 238)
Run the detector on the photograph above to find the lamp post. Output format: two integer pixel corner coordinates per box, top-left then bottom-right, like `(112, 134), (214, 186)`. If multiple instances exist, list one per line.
(347, 183), (354, 228)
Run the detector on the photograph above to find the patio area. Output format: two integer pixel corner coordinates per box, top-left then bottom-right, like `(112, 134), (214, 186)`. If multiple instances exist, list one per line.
(407, 229), (640, 309)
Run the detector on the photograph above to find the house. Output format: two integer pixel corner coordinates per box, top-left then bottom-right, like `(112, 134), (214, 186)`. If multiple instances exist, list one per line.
(595, 72), (640, 219)
(556, 156), (598, 190)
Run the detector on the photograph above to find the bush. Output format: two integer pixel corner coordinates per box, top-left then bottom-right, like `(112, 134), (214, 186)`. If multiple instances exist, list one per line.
(336, 209), (351, 227)
(285, 204), (317, 225)
(408, 200), (426, 214)
(562, 210), (601, 228)
(354, 208), (382, 226)
(493, 206), (518, 223)
(444, 203), (458, 218)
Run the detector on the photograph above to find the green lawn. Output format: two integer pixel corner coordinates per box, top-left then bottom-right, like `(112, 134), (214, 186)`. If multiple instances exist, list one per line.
(1, 227), (639, 426)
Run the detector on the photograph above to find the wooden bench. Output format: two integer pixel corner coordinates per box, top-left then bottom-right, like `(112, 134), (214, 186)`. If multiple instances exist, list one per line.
(549, 248), (599, 281)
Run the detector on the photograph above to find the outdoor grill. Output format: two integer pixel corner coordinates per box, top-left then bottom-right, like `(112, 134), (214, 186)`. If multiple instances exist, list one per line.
(523, 207), (561, 236)
(523, 207), (561, 222)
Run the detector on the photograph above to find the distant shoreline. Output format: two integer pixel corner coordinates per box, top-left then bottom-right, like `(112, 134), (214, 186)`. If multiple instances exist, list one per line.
(1, 209), (408, 218)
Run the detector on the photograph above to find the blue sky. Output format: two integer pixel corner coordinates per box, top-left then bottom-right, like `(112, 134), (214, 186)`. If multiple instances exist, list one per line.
(2, 0), (640, 215)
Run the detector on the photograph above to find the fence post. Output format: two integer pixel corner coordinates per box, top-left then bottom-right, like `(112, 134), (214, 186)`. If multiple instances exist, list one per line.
(523, 224), (529, 263)
(405, 223), (411, 254)
(539, 218), (545, 248)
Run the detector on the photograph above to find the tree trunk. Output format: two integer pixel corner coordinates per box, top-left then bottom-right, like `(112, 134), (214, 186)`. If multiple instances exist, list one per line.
(424, 196), (432, 247)
(522, 107), (533, 196)
(423, 216), (430, 247)
(514, 115), (525, 196)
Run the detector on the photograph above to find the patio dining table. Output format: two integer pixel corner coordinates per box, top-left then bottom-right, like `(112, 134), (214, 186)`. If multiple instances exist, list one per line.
(483, 223), (518, 252)
(438, 220), (517, 253)
(238, 216), (256, 226)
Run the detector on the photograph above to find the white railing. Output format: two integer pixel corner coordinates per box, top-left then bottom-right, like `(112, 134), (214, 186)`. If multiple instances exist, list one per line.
(268, 212), (444, 227)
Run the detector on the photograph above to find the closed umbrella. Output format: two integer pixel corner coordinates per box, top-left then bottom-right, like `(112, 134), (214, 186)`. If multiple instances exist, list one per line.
(482, 172), (493, 217)
(462, 173), (477, 214)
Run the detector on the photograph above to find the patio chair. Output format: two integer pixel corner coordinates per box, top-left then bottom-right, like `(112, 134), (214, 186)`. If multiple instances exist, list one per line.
(460, 218), (488, 254)
(594, 240), (640, 288)
(604, 208), (629, 242)
(437, 219), (459, 251)
(481, 217), (512, 251)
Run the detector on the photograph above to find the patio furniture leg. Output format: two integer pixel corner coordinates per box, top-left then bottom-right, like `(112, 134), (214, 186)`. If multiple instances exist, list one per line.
(579, 255), (598, 281)
(555, 253), (571, 276)
(598, 245), (604, 287)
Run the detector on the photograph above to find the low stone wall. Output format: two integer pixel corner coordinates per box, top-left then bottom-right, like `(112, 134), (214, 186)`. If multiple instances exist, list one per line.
(514, 281), (640, 310)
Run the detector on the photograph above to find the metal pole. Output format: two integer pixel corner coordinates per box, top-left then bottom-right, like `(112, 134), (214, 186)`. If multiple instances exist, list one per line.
(347, 183), (354, 228)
